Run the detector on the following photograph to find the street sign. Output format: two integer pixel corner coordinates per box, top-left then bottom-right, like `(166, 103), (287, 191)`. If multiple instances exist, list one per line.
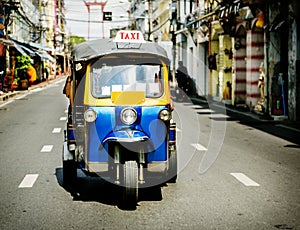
(113, 30), (145, 43)
(103, 11), (112, 21)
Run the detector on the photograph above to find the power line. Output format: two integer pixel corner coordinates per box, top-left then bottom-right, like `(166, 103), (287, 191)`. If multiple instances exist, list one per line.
(65, 17), (130, 23)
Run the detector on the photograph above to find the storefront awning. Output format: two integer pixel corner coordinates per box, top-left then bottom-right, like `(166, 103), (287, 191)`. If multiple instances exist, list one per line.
(9, 39), (55, 62)
(0, 38), (14, 46)
(13, 42), (28, 56)
(36, 50), (56, 62)
(12, 40), (55, 62)
(19, 45), (36, 57)
(22, 41), (52, 52)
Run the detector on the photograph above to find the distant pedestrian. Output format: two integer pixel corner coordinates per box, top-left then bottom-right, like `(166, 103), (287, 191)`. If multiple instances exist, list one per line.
(27, 65), (37, 85)
(175, 61), (189, 93)
(223, 81), (232, 100)
(45, 65), (50, 82)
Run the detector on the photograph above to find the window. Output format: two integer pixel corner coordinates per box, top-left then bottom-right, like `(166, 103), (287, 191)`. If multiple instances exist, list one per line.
(90, 63), (163, 98)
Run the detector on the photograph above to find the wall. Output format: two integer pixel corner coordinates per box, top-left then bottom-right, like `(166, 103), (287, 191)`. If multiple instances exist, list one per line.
(246, 29), (264, 107)
(234, 25), (247, 104)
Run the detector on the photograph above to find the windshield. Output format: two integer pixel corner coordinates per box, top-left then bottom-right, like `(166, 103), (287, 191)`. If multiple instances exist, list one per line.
(90, 63), (164, 98)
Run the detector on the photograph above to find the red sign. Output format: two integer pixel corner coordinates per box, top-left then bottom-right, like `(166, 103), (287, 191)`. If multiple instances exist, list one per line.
(114, 30), (145, 43)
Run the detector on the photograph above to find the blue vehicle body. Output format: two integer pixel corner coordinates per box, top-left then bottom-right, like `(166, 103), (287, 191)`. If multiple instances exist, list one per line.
(86, 106), (168, 164)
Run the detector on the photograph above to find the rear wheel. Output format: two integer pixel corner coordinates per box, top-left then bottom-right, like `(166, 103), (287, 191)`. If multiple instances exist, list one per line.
(62, 144), (77, 185)
(122, 161), (138, 208)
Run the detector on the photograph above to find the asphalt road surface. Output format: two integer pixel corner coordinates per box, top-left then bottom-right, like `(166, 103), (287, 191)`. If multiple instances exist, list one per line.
(0, 79), (299, 229)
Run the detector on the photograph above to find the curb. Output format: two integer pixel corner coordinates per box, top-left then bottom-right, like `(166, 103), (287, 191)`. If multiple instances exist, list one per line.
(0, 91), (20, 102)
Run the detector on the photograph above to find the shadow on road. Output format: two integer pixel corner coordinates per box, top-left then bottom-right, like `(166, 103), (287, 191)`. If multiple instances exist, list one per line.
(55, 168), (163, 210)
(187, 97), (300, 146)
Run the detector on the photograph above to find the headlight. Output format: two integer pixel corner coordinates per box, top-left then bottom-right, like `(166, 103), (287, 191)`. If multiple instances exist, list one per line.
(84, 109), (97, 123)
(159, 109), (172, 121)
(120, 108), (137, 125)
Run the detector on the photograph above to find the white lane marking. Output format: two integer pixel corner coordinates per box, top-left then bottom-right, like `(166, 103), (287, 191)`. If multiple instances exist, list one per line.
(176, 128), (182, 132)
(0, 100), (13, 108)
(230, 173), (260, 187)
(30, 88), (44, 93)
(60, 117), (67, 121)
(15, 94), (28, 100)
(209, 113), (229, 118)
(198, 109), (215, 113)
(41, 145), (53, 152)
(191, 143), (208, 151)
(52, 128), (61, 133)
(18, 174), (39, 188)
(64, 110), (68, 114)
(191, 105), (203, 109)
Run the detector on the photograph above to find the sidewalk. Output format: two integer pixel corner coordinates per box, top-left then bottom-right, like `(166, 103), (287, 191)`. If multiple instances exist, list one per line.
(0, 75), (67, 103)
(190, 96), (300, 133)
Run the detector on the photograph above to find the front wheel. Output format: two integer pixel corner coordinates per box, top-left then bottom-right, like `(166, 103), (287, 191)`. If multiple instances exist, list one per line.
(122, 161), (138, 208)
(167, 150), (177, 183)
(63, 159), (77, 185)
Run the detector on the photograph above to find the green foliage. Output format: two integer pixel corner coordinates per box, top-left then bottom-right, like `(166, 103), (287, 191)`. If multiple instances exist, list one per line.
(69, 35), (86, 51)
(15, 56), (31, 81)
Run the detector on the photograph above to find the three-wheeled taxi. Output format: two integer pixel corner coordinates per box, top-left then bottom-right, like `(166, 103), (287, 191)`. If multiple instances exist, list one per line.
(63, 30), (177, 206)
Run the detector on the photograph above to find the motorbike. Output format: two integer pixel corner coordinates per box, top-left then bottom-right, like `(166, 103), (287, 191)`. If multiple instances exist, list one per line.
(62, 30), (177, 207)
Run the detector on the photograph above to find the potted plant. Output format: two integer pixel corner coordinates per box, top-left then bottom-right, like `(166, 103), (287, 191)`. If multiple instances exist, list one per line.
(14, 56), (31, 90)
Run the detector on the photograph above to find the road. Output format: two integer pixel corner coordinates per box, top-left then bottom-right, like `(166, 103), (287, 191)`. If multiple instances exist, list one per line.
(0, 79), (299, 229)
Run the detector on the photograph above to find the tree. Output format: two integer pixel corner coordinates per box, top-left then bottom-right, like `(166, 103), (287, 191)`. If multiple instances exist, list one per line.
(14, 56), (32, 82)
(69, 35), (86, 51)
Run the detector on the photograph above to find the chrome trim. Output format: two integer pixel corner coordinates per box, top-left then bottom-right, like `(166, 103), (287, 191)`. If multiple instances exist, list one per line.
(63, 141), (74, 161)
(120, 107), (137, 125)
(147, 161), (167, 173)
(87, 162), (109, 172)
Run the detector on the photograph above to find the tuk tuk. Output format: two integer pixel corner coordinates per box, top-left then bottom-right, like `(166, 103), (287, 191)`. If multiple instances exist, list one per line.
(63, 30), (177, 207)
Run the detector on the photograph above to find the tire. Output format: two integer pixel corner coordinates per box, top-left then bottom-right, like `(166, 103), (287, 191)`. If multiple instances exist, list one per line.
(122, 161), (138, 208)
(63, 160), (77, 185)
(167, 150), (177, 183)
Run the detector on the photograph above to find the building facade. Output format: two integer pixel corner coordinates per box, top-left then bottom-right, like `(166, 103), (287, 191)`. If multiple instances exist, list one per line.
(130, 0), (299, 121)
(0, 0), (68, 86)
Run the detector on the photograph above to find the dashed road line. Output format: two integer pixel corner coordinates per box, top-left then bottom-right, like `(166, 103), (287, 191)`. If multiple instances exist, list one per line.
(18, 174), (39, 188)
(52, 128), (62, 133)
(191, 143), (208, 151)
(60, 116), (67, 121)
(190, 105), (204, 109)
(198, 109), (215, 113)
(41, 145), (53, 152)
(209, 113), (229, 118)
(230, 173), (260, 187)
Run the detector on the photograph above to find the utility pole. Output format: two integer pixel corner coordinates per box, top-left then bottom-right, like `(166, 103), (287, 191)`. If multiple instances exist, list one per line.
(170, 0), (178, 83)
(264, 1), (271, 119)
(84, 0), (107, 40)
(148, 0), (153, 41)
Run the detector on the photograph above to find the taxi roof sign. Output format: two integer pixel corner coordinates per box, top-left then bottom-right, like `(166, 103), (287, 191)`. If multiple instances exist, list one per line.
(113, 30), (145, 43)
